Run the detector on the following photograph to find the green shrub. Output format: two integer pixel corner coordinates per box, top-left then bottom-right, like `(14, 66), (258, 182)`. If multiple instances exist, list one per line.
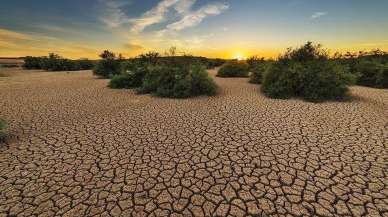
(299, 61), (355, 102)
(206, 58), (226, 69)
(77, 59), (95, 70)
(190, 65), (217, 96)
(354, 61), (381, 87)
(0, 119), (7, 141)
(249, 62), (271, 84)
(138, 66), (161, 94)
(261, 61), (301, 99)
(23, 56), (43, 69)
(376, 66), (388, 88)
(247, 56), (265, 70)
(93, 50), (121, 78)
(109, 64), (149, 89)
(23, 54), (94, 71)
(262, 42), (355, 102)
(137, 64), (217, 98)
(109, 74), (133, 89)
(217, 61), (249, 77)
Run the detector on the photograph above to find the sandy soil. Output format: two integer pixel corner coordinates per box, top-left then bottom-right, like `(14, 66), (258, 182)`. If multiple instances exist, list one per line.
(0, 58), (23, 64)
(0, 69), (387, 216)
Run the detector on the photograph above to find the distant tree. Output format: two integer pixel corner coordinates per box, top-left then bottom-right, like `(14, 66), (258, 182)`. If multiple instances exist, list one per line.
(94, 50), (121, 78)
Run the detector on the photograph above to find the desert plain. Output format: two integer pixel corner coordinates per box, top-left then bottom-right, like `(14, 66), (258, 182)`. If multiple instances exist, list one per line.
(0, 68), (387, 216)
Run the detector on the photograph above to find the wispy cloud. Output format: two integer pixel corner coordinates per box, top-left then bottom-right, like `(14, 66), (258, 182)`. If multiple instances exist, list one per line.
(167, 2), (229, 31)
(100, 0), (228, 34)
(124, 42), (143, 50)
(100, 0), (132, 27)
(0, 28), (31, 41)
(0, 28), (101, 58)
(311, 11), (327, 19)
(130, 0), (179, 33)
(174, 0), (196, 15)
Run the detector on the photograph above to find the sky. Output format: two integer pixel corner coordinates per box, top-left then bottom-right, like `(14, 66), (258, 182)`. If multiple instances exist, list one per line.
(1, 0), (388, 59)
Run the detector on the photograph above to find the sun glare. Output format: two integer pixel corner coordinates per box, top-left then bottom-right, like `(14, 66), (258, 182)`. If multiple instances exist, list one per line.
(233, 53), (246, 60)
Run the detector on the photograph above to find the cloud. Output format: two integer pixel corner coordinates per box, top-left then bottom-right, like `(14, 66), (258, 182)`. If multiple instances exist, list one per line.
(100, 0), (132, 27)
(174, 0), (196, 15)
(0, 28), (101, 58)
(130, 0), (179, 33)
(100, 0), (228, 34)
(166, 2), (229, 31)
(124, 42), (143, 50)
(311, 11), (327, 19)
(0, 28), (31, 41)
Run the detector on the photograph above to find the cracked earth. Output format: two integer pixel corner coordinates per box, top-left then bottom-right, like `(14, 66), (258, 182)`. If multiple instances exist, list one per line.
(0, 69), (387, 217)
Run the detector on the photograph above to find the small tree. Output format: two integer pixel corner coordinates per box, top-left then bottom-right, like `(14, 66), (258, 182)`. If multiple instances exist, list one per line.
(93, 50), (121, 78)
(139, 52), (160, 66)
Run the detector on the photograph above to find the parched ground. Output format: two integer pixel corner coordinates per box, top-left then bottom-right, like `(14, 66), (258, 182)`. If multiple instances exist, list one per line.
(0, 69), (387, 217)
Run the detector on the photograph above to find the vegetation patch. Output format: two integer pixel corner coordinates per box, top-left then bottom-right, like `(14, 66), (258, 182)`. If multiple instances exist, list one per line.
(335, 50), (388, 89)
(24, 53), (95, 71)
(261, 42), (355, 102)
(93, 51), (123, 78)
(217, 61), (249, 77)
(246, 56), (272, 84)
(139, 64), (217, 98)
(99, 49), (219, 98)
(0, 118), (7, 142)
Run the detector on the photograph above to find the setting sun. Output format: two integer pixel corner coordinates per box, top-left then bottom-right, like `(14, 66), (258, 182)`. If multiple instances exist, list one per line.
(233, 53), (246, 60)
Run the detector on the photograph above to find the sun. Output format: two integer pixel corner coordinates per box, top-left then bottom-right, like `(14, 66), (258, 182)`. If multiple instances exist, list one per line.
(233, 53), (246, 60)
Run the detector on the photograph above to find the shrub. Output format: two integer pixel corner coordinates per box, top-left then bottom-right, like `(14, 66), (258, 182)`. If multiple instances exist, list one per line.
(262, 42), (355, 102)
(23, 56), (43, 69)
(109, 64), (149, 89)
(190, 65), (218, 96)
(299, 61), (355, 102)
(23, 54), (94, 71)
(247, 56), (265, 70)
(138, 52), (160, 66)
(77, 59), (95, 70)
(207, 58), (226, 69)
(376, 66), (388, 88)
(93, 50), (121, 78)
(109, 74), (133, 89)
(354, 61), (381, 87)
(0, 119), (7, 141)
(249, 62), (271, 84)
(217, 61), (249, 77)
(261, 61), (301, 99)
(136, 64), (217, 98)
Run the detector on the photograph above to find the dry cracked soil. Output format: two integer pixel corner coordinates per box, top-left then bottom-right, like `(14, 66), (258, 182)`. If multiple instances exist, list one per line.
(0, 68), (387, 217)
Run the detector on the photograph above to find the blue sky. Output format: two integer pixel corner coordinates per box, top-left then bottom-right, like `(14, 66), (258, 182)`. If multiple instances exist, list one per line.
(1, 0), (388, 58)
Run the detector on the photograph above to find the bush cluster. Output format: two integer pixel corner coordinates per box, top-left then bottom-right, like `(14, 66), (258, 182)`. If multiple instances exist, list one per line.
(217, 61), (249, 77)
(207, 58), (226, 69)
(0, 119), (7, 141)
(139, 64), (217, 98)
(23, 53), (95, 71)
(108, 61), (217, 98)
(261, 42), (355, 102)
(109, 63), (148, 89)
(377, 66), (388, 88)
(351, 61), (388, 88)
(93, 50), (123, 78)
(249, 62), (271, 84)
(335, 50), (388, 88)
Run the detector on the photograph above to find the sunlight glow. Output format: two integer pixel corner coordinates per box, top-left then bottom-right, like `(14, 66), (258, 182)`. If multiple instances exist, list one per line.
(233, 53), (246, 60)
